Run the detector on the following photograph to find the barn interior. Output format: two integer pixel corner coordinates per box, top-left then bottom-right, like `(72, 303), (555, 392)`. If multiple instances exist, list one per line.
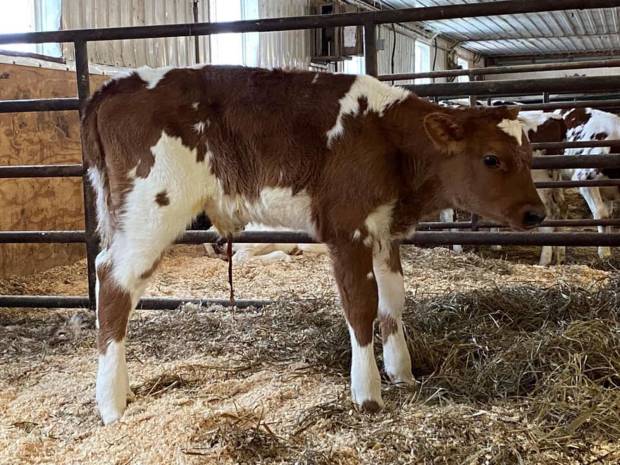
(1, 1), (619, 464)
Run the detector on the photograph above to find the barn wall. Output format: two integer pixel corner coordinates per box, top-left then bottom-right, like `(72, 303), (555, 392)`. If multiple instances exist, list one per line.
(0, 62), (108, 278)
(61, 0), (210, 68)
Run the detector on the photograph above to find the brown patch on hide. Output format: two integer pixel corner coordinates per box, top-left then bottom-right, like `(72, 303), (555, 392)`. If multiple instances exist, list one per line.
(155, 191), (170, 206)
(96, 262), (132, 354)
(564, 108), (592, 129)
(379, 315), (398, 339)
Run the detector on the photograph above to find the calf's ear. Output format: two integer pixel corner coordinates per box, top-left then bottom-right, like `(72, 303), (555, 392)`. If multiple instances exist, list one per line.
(423, 112), (464, 154)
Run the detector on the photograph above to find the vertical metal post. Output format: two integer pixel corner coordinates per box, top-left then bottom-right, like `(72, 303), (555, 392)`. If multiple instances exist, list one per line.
(74, 40), (98, 310)
(364, 22), (378, 77)
(193, 1), (201, 64)
(542, 92), (550, 103)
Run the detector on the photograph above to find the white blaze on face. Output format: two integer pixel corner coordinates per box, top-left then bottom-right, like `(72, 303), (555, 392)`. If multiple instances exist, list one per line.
(326, 75), (411, 147)
(498, 118), (523, 145)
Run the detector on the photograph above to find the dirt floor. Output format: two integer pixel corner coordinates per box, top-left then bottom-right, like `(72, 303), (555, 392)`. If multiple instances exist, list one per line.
(1, 245), (619, 465)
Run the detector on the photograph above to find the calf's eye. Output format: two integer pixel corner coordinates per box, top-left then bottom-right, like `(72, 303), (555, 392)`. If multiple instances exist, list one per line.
(483, 155), (500, 168)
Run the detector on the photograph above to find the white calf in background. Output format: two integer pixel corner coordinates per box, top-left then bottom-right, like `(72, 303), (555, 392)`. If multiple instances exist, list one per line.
(204, 223), (328, 264)
(562, 107), (620, 260)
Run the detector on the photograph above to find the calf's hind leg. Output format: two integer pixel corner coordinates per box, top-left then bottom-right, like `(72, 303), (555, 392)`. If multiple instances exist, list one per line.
(329, 241), (383, 412)
(96, 209), (195, 424)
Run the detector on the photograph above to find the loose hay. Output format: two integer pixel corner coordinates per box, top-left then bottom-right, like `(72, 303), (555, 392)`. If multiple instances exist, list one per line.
(1, 247), (619, 464)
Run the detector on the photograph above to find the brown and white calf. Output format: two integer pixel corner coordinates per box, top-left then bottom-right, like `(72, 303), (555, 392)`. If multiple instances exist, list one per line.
(519, 111), (568, 265)
(82, 65), (545, 424)
(563, 107), (620, 259)
(439, 109), (567, 264)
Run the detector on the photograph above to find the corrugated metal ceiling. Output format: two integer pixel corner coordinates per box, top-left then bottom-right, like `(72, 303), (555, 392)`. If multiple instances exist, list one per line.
(378, 0), (620, 57)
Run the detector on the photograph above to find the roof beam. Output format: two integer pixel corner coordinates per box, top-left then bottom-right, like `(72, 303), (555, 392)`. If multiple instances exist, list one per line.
(453, 31), (620, 43)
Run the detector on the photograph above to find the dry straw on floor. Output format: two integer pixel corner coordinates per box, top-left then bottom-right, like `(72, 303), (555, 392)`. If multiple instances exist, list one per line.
(1, 246), (618, 464)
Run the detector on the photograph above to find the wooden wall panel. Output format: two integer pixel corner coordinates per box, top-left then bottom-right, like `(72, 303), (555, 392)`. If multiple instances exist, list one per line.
(0, 63), (108, 278)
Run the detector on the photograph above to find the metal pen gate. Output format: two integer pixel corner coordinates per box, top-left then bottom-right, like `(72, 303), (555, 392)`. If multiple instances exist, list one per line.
(1, 0), (620, 311)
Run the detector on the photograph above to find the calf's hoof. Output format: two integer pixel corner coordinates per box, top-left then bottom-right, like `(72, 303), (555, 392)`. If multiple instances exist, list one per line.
(359, 399), (383, 413)
(98, 400), (126, 425)
(387, 370), (415, 386)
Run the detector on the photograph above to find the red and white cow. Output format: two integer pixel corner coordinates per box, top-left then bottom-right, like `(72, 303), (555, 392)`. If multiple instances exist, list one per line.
(562, 107), (620, 259)
(82, 65), (545, 424)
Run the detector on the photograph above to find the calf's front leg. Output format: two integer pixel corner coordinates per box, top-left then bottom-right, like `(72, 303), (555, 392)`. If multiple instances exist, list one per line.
(374, 242), (414, 384)
(329, 240), (383, 412)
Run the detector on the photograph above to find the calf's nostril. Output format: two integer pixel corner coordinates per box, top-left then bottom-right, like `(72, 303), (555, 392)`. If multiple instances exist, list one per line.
(523, 210), (546, 227)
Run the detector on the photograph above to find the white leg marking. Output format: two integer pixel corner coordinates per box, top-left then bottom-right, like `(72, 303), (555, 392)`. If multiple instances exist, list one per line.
(348, 325), (383, 409)
(373, 247), (414, 385)
(580, 186), (612, 259)
(96, 340), (128, 425)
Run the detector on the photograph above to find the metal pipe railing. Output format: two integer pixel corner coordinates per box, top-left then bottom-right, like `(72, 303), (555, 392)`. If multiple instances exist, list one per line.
(379, 58), (620, 82)
(1, 230), (619, 246)
(407, 75), (620, 98)
(0, 165), (83, 178)
(0, 98), (80, 113)
(0, 0), (618, 45)
(0, 295), (268, 309)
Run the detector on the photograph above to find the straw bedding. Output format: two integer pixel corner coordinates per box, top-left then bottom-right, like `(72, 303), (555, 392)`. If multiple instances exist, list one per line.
(0, 245), (618, 464)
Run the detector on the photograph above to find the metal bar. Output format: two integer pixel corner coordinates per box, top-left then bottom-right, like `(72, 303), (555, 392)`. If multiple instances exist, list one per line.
(364, 23), (378, 77)
(0, 98), (80, 113)
(192, 0), (200, 64)
(179, 231), (620, 246)
(74, 40), (98, 311)
(378, 58), (620, 81)
(0, 231), (86, 243)
(3, 213), (620, 244)
(0, 164), (83, 178)
(517, 99), (620, 111)
(1, 0), (619, 44)
(0, 295), (269, 309)
(531, 154), (620, 169)
(535, 179), (620, 188)
(406, 232), (620, 246)
(418, 218), (620, 230)
(407, 75), (620, 98)
(532, 140), (620, 149)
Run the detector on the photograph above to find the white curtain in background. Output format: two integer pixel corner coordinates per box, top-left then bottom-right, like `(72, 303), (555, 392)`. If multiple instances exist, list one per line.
(255, 0), (310, 70)
(377, 25), (416, 81)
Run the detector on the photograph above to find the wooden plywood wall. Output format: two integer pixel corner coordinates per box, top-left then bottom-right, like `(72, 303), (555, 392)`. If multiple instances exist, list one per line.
(0, 62), (108, 278)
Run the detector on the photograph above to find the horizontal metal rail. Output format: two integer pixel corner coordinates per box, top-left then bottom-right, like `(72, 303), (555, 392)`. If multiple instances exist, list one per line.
(531, 154), (620, 169)
(516, 99), (620, 111)
(379, 58), (620, 81)
(0, 295), (269, 309)
(2, 230), (617, 246)
(0, 0), (618, 44)
(0, 98), (80, 113)
(533, 140), (620, 150)
(0, 164), (83, 178)
(0, 231), (86, 243)
(2, 160), (619, 181)
(408, 76), (620, 98)
(534, 179), (620, 188)
(418, 218), (620, 230)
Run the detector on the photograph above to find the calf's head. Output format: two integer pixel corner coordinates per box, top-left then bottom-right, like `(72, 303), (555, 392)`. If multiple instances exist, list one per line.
(424, 106), (545, 230)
